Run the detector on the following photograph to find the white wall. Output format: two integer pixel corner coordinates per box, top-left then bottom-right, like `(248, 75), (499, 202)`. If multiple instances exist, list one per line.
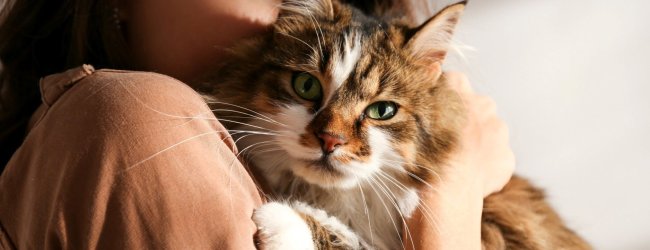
(446, 0), (650, 249)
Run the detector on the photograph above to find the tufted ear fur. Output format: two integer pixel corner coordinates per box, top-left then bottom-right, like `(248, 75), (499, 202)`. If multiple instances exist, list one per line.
(279, 0), (335, 20)
(405, 1), (466, 73)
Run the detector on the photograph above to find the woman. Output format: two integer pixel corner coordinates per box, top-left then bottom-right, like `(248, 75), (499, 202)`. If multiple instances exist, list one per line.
(0, 0), (514, 248)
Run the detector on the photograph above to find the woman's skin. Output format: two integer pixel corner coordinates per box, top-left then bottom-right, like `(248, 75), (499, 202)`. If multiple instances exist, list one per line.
(125, 0), (281, 82)
(124, 0), (515, 248)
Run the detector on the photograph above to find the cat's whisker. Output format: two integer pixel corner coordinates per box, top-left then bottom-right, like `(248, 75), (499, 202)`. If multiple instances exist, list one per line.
(376, 170), (444, 236)
(383, 161), (439, 185)
(211, 107), (264, 117)
(240, 142), (279, 162)
(119, 82), (221, 123)
(280, 0), (325, 56)
(126, 129), (237, 171)
(218, 117), (281, 133)
(226, 125), (293, 136)
(277, 31), (317, 54)
(231, 141), (281, 200)
(218, 115), (261, 121)
(416, 200), (443, 236)
(375, 170), (441, 230)
(226, 130), (281, 138)
(374, 170), (408, 193)
(375, 171), (432, 224)
(211, 108), (284, 126)
(231, 134), (259, 164)
(233, 140), (278, 167)
(371, 174), (415, 250)
(232, 134), (261, 151)
(206, 101), (289, 128)
(241, 141), (282, 156)
(250, 147), (285, 156)
(406, 172), (441, 193)
(383, 159), (444, 186)
(355, 180), (374, 246)
(231, 134), (278, 164)
(301, 5), (325, 58)
(216, 118), (280, 134)
(364, 177), (407, 250)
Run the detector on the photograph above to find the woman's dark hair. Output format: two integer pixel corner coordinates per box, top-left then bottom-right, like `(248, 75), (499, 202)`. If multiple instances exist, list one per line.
(0, 0), (130, 167)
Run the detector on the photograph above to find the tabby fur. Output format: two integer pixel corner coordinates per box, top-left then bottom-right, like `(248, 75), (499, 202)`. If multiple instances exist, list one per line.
(203, 0), (590, 249)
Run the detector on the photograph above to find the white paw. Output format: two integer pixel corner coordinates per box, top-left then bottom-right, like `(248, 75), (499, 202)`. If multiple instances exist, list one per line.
(253, 202), (315, 250)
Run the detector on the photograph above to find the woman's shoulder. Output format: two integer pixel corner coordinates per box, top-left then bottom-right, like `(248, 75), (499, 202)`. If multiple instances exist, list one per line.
(60, 66), (206, 109)
(34, 65), (211, 131)
(40, 65), (200, 105)
(88, 67), (197, 95)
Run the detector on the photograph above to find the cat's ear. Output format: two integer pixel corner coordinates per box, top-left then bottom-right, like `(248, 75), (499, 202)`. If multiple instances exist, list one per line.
(279, 0), (335, 20)
(404, 2), (466, 72)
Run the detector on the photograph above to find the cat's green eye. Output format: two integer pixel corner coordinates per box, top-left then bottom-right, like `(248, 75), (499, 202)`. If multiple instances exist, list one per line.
(292, 72), (322, 101)
(365, 101), (397, 120)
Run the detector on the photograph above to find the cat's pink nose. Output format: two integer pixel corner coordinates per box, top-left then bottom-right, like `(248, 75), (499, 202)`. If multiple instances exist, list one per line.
(316, 132), (346, 154)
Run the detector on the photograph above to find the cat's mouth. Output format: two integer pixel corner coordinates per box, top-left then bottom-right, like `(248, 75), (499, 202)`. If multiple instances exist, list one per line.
(293, 158), (357, 188)
(305, 157), (340, 174)
(288, 149), (383, 189)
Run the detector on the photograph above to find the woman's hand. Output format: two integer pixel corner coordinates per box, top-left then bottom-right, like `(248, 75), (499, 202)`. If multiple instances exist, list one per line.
(404, 72), (515, 249)
(445, 72), (515, 198)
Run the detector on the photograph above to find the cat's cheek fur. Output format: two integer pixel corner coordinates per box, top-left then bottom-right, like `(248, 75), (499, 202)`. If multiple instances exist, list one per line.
(398, 188), (420, 216)
(273, 104), (320, 160)
(253, 202), (315, 250)
(259, 103), (404, 189)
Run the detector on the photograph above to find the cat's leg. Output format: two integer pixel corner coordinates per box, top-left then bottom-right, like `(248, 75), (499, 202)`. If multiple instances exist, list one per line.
(253, 201), (367, 250)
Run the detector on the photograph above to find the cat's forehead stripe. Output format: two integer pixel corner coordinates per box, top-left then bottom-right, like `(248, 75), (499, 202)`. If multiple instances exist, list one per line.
(330, 31), (361, 90)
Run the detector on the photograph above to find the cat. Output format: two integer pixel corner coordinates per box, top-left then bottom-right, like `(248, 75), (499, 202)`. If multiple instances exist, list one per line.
(203, 0), (591, 249)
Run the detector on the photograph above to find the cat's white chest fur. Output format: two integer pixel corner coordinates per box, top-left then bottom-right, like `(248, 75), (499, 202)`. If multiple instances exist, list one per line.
(260, 167), (421, 250)
(315, 182), (420, 250)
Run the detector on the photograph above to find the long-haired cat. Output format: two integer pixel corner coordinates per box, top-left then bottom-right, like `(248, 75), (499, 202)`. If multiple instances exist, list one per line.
(203, 0), (590, 249)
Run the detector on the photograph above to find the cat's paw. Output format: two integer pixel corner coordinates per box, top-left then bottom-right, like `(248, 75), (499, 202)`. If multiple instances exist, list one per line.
(253, 202), (315, 250)
(292, 202), (367, 250)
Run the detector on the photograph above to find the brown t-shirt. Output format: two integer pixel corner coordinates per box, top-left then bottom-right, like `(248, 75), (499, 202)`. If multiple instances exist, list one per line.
(0, 65), (264, 249)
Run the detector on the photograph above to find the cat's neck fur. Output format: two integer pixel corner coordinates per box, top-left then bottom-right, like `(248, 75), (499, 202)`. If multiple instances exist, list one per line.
(252, 154), (420, 250)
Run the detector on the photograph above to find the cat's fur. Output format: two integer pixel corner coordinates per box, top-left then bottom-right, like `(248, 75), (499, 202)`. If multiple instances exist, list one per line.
(203, 0), (590, 249)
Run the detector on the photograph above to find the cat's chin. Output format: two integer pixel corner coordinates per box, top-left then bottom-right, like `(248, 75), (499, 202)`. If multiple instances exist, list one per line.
(291, 160), (361, 190)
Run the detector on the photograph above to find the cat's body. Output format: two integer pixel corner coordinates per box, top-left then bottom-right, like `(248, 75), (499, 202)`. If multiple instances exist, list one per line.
(204, 0), (590, 249)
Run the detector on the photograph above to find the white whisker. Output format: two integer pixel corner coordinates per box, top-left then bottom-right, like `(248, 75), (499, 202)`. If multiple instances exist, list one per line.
(376, 169), (442, 236)
(373, 174), (415, 250)
(365, 177), (406, 250)
(216, 118), (280, 133)
(211, 108), (284, 126)
(277, 31), (317, 54)
(384, 159), (444, 186)
(355, 179), (374, 246)
(126, 130), (225, 171)
(206, 101), (289, 128)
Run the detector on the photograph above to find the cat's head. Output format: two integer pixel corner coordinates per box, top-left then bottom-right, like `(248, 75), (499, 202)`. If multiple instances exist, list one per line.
(210, 0), (466, 189)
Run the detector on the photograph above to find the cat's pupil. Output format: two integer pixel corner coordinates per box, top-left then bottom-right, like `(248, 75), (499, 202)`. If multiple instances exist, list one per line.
(302, 78), (313, 92)
(378, 103), (386, 116)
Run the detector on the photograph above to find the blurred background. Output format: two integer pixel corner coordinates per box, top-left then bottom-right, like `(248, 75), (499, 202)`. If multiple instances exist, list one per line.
(444, 0), (650, 249)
